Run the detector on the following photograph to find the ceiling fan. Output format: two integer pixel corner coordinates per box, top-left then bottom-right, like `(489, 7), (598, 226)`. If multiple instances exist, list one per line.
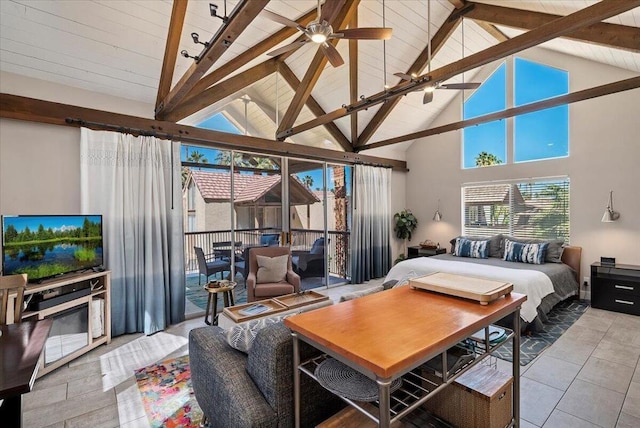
(262, 0), (392, 67)
(394, 3), (480, 104)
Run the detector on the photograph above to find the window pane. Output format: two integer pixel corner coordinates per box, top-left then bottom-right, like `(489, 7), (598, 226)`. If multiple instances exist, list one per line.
(515, 106), (569, 162)
(513, 180), (570, 241)
(463, 120), (507, 169)
(463, 184), (511, 236)
(515, 58), (568, 106)
(463, 63), (506, 169)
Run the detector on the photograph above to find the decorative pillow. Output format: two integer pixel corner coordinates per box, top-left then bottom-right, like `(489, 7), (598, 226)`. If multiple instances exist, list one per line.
(453, 238), (489, 259)
(503, 239), (549, 264)
(309, 238), (325, 255)
(450, 234), (503, 258)
(223, 315), (289, 353)
(256, 254), (288, 283)
(392, 270), (419, 289)
(503, 237), (564, 263)
(339, 285), (384, 302)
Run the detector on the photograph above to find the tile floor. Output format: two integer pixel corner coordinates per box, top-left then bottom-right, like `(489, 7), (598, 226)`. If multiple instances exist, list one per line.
(21, 283), (640, 428)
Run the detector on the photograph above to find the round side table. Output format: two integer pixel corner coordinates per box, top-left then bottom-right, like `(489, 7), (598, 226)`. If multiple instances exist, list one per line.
(204, 281), (236, 326)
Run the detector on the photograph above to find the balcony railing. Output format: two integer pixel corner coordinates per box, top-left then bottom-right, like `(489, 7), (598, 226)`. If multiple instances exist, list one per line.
(184, 228), (350, 280)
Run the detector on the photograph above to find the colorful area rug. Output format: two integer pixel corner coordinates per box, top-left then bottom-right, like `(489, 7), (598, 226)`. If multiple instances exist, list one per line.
(135, 355), (204, 428)
(493, 299), (589, 365)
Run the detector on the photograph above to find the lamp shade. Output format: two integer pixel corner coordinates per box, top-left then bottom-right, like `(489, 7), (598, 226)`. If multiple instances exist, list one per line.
(433, 210), (442, 222)
(601, 190), (620, 222)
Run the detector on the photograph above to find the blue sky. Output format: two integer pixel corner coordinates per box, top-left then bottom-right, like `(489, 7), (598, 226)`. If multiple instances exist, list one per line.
(3, 215), (102, 233)
(463, 58), (569, 168)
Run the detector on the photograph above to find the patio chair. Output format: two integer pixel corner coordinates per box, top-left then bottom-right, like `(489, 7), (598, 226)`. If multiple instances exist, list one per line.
(292, 237), (326, 279)
(260, 233), (280, 246)
(194, 247), (231, 285)
(246, 247), (300, 302)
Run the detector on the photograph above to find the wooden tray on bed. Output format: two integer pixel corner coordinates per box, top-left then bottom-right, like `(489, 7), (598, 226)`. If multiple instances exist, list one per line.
(409, 272), (513, 305)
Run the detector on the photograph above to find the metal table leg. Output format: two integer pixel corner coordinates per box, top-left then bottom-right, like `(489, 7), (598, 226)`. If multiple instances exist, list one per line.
(377, 378), (392, 427)
(292, 333), (301, 428)
(513, 308), (521, 428)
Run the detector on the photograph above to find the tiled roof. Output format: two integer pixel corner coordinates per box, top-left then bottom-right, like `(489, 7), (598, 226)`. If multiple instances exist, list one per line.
(189, 170), (319, 204)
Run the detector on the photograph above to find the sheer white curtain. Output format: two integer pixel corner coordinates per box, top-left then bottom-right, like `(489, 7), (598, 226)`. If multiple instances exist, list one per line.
(80, 128), (185, 335)
(350, 165), (392, 283)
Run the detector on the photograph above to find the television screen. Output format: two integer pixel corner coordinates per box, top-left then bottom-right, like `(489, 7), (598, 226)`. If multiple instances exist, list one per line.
(2, 215), (103, 282)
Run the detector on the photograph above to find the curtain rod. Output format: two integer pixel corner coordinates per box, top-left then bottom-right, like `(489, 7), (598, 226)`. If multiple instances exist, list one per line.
(65, 117), (396, 170)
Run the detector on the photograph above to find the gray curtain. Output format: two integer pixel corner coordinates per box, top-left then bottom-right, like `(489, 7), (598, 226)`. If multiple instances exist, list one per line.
(350, 165), (392, 283)
(80, 128), (185, 335)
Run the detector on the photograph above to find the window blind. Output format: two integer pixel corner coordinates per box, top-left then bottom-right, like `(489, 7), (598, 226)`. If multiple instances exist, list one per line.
(463, 178), (570, 242)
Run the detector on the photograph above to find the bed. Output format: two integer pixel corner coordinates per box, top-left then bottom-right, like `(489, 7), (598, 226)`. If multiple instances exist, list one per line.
(384, 238), (582, 332)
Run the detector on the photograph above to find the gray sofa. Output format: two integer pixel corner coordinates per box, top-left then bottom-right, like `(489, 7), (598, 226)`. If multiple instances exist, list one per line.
(189, 322), (345, 427)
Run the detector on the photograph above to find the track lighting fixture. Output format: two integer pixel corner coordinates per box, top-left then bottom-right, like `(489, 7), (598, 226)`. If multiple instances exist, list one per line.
(191, 32), (210, 48)
(181, 50), (199, 61)
(210, 2), (229, 23)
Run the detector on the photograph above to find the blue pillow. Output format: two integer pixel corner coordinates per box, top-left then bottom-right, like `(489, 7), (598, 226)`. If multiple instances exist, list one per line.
(260, 234), (279, 246)
(503, 239), (548, 264)
(453, 238), (489, 259)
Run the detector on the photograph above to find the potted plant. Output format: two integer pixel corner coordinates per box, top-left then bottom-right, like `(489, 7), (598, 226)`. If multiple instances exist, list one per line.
(394, 209), (418, 263)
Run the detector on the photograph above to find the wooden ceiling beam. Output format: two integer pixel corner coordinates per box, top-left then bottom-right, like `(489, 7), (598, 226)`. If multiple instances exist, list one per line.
(186, 7), (318, 98)
(355, 11), (462, 147)
(0, 93), (407, 171)
(275, 0), (356, 138)
(155, 0), (188, 111)
(164, 59), (278, 122)
(349, 10), (358, 145)
(466, 1), (640, 53)
(155, 0), (269, 120)
(278, 63), (353, 152)
(359, 76), (640, 151)
(473, 20), (510, 42)
(286, 0), (640, 141)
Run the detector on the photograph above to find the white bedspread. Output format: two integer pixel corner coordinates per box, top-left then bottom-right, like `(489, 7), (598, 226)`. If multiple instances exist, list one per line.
(385, 258), (555, 323)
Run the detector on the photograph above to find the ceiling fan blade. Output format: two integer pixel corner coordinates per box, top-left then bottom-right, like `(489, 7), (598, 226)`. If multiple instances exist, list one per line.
(267, 40), (309, 57)
(331, 27), (393, 40)
(262, 9), (302, 29)
(394, 72), (414, 82)
(320, 42), (344, 67)
(439, 82), (482, 90)
(423, 91), (434, 104)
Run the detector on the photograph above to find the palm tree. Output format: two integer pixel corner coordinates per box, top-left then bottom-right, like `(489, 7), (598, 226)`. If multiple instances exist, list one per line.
(475, 151), (503, 166)
(301, 175), (314, 189)
(182, 151), (208, 187)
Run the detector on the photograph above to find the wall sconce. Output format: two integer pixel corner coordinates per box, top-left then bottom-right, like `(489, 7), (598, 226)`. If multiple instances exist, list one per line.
(433, 199), (442, 222)
(601, 190), (620, 222)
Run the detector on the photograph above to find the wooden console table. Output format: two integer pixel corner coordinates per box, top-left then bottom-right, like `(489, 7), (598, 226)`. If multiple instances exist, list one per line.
(285, 286), (526, 428)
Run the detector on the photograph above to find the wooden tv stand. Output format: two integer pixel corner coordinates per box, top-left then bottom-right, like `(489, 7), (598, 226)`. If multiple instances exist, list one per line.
(9, 271), (111, 377)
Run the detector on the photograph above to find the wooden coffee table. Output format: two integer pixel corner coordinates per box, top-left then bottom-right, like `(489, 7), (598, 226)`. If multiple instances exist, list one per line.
(285, 286), (526, 428)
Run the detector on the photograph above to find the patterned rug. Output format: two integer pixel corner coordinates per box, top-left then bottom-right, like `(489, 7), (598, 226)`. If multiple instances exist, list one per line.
(493, 299), (589, 365)
(135, 355), (204, 428)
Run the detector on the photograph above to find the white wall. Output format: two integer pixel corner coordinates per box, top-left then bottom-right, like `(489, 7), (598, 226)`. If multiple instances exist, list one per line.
(405, 48), (640, 297)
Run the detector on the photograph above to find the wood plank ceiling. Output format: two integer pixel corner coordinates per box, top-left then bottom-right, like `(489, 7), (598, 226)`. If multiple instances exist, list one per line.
(1, 0), (638, 155)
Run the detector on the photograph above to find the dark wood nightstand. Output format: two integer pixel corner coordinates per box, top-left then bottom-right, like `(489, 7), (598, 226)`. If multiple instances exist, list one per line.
(407, 246), (446, 259)
(591, 262), (640, 315)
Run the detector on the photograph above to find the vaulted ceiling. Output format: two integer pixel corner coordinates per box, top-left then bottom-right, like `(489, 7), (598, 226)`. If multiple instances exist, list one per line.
(1, 0), (638, 155)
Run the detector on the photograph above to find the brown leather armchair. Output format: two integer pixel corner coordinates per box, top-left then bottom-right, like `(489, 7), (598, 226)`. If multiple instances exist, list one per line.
(246, 247), (300, 302)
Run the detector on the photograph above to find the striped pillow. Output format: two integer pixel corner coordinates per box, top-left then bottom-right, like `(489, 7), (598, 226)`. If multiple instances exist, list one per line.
(503, 239), (549, 264)
(453, 238), (489, 259)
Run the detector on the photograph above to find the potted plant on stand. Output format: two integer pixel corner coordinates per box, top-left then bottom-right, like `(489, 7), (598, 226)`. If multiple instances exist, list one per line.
(394, 209), (418, 264)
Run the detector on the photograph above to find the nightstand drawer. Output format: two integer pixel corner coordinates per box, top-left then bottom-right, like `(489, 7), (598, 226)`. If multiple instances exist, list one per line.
(592, 291), (640, 316)
(593, 278), (640, 296)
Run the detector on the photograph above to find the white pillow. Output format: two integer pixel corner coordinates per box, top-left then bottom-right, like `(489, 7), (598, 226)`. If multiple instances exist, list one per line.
(256, 254), (288, 283)
(223, 315), (288, 353)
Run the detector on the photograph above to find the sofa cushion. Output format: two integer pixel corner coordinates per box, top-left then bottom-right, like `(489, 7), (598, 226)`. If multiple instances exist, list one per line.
(339, 285), (384, 302)
(256, 254), (288, 283)
(254, 282), (295, 298)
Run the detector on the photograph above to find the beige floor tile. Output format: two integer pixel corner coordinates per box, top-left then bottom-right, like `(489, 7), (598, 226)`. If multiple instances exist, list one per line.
(557, 378), (625, 428)
(542, 409), (601, 428)
(562, 324), (607, 346)
(119, 416), (151, 428)
(604, 327), (640, 349)
(577, 357), (634, 394)
(34, 359), (104, 391)
(65, 404), (120, 428)
(592, 340), (640, 368)
(634, 365), (640, 383)
(67, 372), (108, 398)
(543, 336), (597, 366)
(585, 307), (620, 322)
(573, 312), (614, 333)
(622, 381), (640, 419)
(523, 355), (582, 391)
(41, 423), (65, 428)
(617, 411), (640, 428)
(520, 377), (564, 427)
(22, 383), (67, 412)
(520, 419), (540, 428)
(23, 388), (116, 428)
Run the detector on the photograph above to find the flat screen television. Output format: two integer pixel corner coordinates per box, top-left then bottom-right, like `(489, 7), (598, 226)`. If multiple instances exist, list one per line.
(2, 215), (104, 282)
